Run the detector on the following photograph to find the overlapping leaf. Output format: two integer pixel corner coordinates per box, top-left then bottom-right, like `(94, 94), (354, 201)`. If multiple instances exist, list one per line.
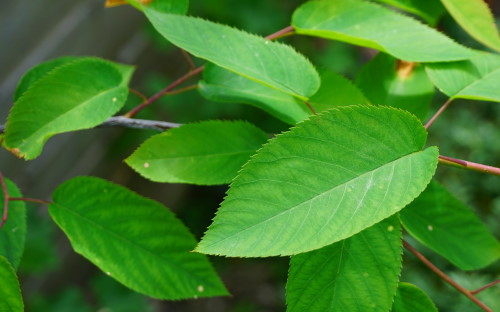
(372, 0), (445, 26)
(287, 215), (402, 312)
(0, 256), (23, 312)
(5, 58), (134, 160)
(0, 178), (26, 270)
(392, 283), (437, 312)
(126, 121), (269, 185)
(196, 106), (438, 257)
(292, 0), (473, 62)
(49, 177), (228, 299)
(356, 53), (434, 120)
(140, 8), (320, 99)
(440, 0), (500, 52)
(425, 52), (500, 102)
(401, 181), (500, 270)
(122, 0), (188, 14)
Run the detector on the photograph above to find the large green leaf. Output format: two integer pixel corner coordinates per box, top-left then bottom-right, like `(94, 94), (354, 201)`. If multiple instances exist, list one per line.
(126, 121), (269, 185)
(292, 0), (473, 62)
(372, 0), (445, 26)
(400, 181), (500, 270)
(440, 0), (500, 52)
(0, 255), (23, 312)
(49, 177), (228, 300)
(0, 179), (26, 270)
(140, 9), (320, 100)
(5, 58), (134, 160)
(425, 52), (500, 102)
(356, 53), (434, 120)
(199, 64), (310, 125)
(392, 283), (437, 312)
(196, 106), (438, 257)
(287, 215), (402, 312)
(124, 0), (188, 14)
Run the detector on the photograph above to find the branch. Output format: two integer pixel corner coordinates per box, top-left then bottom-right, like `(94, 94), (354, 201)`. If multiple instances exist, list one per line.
(0, 172), (8, 229)
(403, 240), (493, 312)
(8, 197), (52, 205)
(438, 155), (500, 176)
(265, 25), (295, 40)
(471, 280), (500, 295)
(425, 98), (453, 130)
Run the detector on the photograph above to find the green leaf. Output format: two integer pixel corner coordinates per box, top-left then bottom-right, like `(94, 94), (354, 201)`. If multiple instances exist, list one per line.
(49, 177), (228, 300)
(287, 215), (402, 312)
(292, 0), (473, 62)
(425, 52), (500, 102)
(309, 68), (370, 112)
(372, 0), (445, 26)
(440, 0), (500, 52)
(14, 56), (78, 102)
(141, 9), (320, 99)
(356, 53), (434, 120)
(392, 283), (437, 312)
(0, 255), (24, 312)
(0, 178), (26, 270)
(126, 121), (269, 185)
(5, 58), (134, 160)
(401, 181), (500, 270)
(196, 106), (438, 257)
(199, 63), (310, 125)
(145, 0), (188, 14)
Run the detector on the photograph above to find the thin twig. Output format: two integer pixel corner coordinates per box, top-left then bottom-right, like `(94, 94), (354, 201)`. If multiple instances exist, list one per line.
(180, 49), (196, 71)
(0, 172), (9, 229)
(164, 84), (198, 96)
(471, 280), (500, 295)
(99, 116), (182, 131)
(128, 88), (148, 102)
(8, 197), (51, 205)
(425, 98), (453, 130)
(403, 240), (492, 312)
(305, 101), (317, 115)
(265, 25), (295, 40)
(438, 155), (500, 176)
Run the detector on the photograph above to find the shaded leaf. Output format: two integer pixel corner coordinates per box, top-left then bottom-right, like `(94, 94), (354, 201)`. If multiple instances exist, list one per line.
(392, 283), (437, 312)
(440, 0), (500, 52)
(425, 52), (500, 102)
(141, 9), (320, 99)
(356, 53), (434, 120)
(196, 106), (438, 257)
(292, 0), (473, 62)
(372, 0), (445, 26)
(401, 181), (500, 270)
(49, 177), (228, 300)
(0, 255), (24, 312)
(0, 178), (26, 270)
(126, 121), (269, 185)
(5, 58), (134, 160)
(287, 215), (402, 312)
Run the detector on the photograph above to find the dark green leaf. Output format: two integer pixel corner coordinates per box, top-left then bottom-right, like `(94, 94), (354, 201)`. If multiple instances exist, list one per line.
(372, 0), (445, 26)
(0, 255), (24, 312)
(392, 283), (437, 312)
(196, 106), (438, 257)
(287, 215), (402, 312)
(126, 121), (269, 185)
(49, 177), (228, 300)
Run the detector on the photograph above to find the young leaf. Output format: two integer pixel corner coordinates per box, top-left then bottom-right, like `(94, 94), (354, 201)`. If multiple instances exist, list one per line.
(372, 0), (445, 26)
(0, 256), (24, 312)
(440, 0), (500, 52)
(196, 106), (438, 257)
(392, 283), (437, 312)
(287, 215), (402, 312)
(5, 58), (134, 160)
(292, 0), (474, 62)
(49, 177), (228, 300)
(126, 121), (269, 185)
(140, 9), (320, 99)
(356, 53), (434, 120)
(425, 52), (500, 102)
(199, 63), (310, 125)
(400, 181), (500, 270)
(0, 178), (26, 270)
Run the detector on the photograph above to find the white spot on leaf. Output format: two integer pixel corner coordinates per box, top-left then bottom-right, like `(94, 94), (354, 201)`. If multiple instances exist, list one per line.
(387, 225), (394, 232)
(427, 225), (433, 231)
(144, 162), (150, 168)
(106, 272), (111, 276)
(197, 285), (204, 292)
(112, 97), (117, 102)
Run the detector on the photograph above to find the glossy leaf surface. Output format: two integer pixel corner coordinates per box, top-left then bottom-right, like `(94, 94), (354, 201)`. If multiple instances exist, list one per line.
(5, 58), (134, 159)
(401, 181), (500, 270)
(0, 256), (23, 312)
(292, 0), (473, 62)
(126, 121), (269, 185)
(392, 283), (437, 312)
(49, 177), (228, 299)
(287, 215), (402, 312)
(356, 53), (434, 120)
(0, 179), (26, 270)
(197, 106), (438, 257)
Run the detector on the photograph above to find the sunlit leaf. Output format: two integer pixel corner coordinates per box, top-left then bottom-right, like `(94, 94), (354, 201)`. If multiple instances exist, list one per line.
(372, 0), (445, 26)
(392, 283), (437, 312)
(0, 255), (23, 312)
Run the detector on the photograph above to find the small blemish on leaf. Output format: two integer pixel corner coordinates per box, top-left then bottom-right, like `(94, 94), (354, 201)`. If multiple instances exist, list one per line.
(387, 225), (394, 232)
(144, 162), (150, 168)
(112, 97), (117, 102)
(363, 272), (369, 277)
(197, 285), (204, 292)
(106, 272), (111, 276)
(427, 225), (433, 231)
(396, 60), (416, 79)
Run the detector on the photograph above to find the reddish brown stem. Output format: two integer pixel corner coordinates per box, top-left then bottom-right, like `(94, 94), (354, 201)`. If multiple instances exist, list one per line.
(164, 84), (198, 96)
(181, 49), (196, 71)
(129, 88), (148, 102)
(9, 197), (51, 205)
(425, 98), (453, 130)
(0, 172), (8, 229)
(471, 280), (500, 295)
(265, 25), (295, 40)
(305, 101), (317, 115)
(438, 155), (500, 176)
(403, 240), (492, 312)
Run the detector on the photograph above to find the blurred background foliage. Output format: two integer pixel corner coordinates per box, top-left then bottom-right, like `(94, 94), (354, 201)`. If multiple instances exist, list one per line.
(0, 0), (498, 311)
